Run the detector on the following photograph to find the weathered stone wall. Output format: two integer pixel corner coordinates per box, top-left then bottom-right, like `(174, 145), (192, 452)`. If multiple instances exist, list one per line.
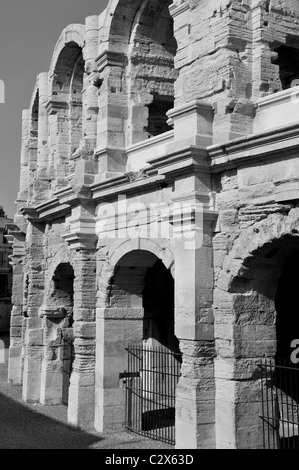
(0, 210), (13, 332)
(8, 0), (299, 450)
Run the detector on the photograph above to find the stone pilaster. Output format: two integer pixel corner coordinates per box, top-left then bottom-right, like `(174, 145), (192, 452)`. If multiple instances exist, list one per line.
(82, 16), (100, 152)
(21, 222), (45, 402)
(8, 235), (26, 384)
(67, 249), (97, 429)
(174, 202), (217, 449)
(95, 51), (127, 179)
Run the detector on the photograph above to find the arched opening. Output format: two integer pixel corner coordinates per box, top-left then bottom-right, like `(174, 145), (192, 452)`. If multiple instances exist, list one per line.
(127, 0), (178, 143)
(28, 90), (39, 202)
(143, 259), (179, 352)
(48, 262), (75, 405)
(96, 248), (180, 442)
(275, 251), (299, 362)
(271, 37), (299, 90)
(69, 50), (84, 156)
(112, 250), (179, 353)
(51, 263), (75, 316)
(30, 91), (39, 140)
(50, 42), (84, 175)
(112, 250), (180, 442)
(227, 234), (299, 449)
(273, 251), (299, 449)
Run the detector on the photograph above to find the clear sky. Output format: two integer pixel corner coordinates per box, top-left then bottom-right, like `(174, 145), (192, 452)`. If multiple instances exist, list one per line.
(0, 0), (109, 218)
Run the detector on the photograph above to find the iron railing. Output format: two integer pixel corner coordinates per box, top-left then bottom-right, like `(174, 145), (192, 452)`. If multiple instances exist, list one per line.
(124, 344), (182, 445)
(259, 359), (299, 449)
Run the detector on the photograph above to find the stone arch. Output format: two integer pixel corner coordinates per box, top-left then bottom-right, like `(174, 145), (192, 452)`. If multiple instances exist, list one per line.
(126, 0), (177, 141)
(40, 260), (75, 406)
(214, 208), (299, 449)
(95, 237), (178, 433)
(28, 81), (39, 121)
(100, 0), (147, 51)
(98, 0), (177, 147)
(48, 25), (85, 179)
(49, 24), (85, 87)
(109, 237), (174, 271)
(216, 209), (299, 361)
(27, 84), (39, 202)
(218, 209), (299, 294)
(98, 237), (174, 307)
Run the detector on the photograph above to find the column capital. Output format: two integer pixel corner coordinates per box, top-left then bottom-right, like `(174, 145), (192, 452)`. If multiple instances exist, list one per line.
(95, 50), (126, 73)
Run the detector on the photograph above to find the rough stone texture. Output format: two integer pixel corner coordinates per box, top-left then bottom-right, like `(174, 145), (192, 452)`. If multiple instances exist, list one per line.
(0, 207), (13, 332)
(7, 0), (299, 450)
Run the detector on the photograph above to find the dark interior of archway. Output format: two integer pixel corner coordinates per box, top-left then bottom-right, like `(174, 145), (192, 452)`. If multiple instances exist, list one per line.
(272, 44), (299, 89)
(31, 92), (39, 138)
(142, 259), (180, 357)
(274, 250), (299, 445)
(52, 262), (75, 404)
(52, 263), (75, 327)
(145, 95), (174, 137)
(275, 251), (299, 362)
(131, 0), (177, 139)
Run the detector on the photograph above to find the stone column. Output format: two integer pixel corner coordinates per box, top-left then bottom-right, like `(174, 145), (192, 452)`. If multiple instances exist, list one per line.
(7, 239), (26, 384)
(37, 73), (49, 168)
(8, 108), (30, 384)
(21, 222), (45, 402)
(166, 100), (217, 448)
(67, 249), (97, 429)
(82, 16), (99, 152)
(174, 206), (216, 449)
(95, 51), (128, 179)
(16, 110), (30, 209)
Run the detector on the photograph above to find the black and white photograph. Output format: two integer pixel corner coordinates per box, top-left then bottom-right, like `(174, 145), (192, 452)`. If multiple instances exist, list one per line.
(0, 0), (299, 454)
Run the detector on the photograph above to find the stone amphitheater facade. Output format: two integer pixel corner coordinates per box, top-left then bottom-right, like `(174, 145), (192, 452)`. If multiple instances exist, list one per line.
(7, 0), (299, 448)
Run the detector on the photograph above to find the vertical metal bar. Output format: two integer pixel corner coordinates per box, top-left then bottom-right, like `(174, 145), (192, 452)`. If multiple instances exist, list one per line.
(135, 344), (138, 432)
(266, 361), (271, 448)
(133, 344), (136, 432)
(167, 348), (170, 444)
(296, 365), (299, 449)
(161, 348), (165, 443)
(260, 361), (266, 449)
(289, 360), (295, 449)
(269, 359), (276, 449)
(171, 350), (174, 444)
(139, 344), (142, 434)
(165, 349), (168, 444)
(283, 359), (289, 448)
(279, 361), (285, 448)
(127, 346), (132, 429)
(156, 347), (159, 443)
(144, 343), (148, 436)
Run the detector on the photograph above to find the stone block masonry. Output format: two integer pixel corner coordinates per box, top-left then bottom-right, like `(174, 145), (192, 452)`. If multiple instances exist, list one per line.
(7, 0), (299, 450)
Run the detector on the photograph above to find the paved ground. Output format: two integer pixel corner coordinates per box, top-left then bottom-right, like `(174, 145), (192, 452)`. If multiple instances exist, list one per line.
(0, 333), (173, 450)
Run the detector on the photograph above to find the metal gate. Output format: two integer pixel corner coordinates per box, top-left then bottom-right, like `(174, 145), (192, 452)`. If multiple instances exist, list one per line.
(259, 359), (299, 449)
(122, 344), (182, 445)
